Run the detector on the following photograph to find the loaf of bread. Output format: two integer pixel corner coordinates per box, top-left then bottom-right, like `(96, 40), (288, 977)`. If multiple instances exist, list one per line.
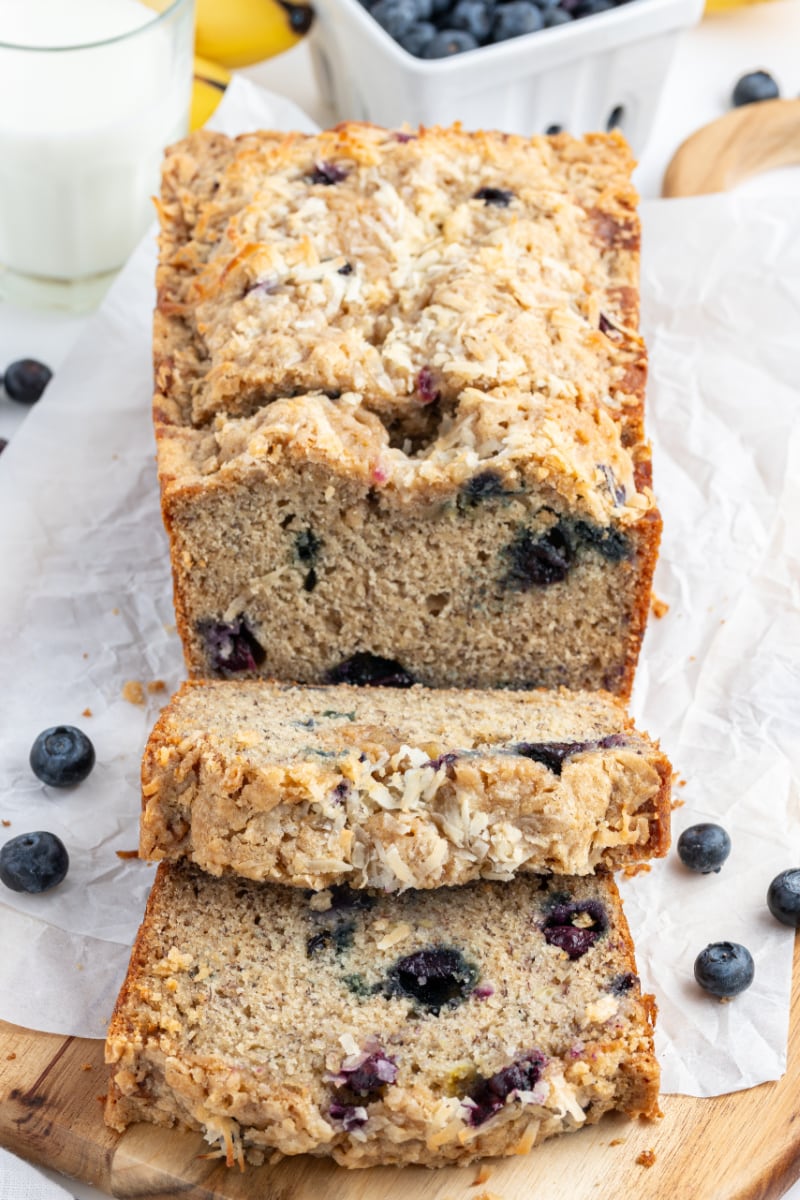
(105, 862), (659, 1167)
(154, 123), (660, 696)
(140, 680), (671, 888)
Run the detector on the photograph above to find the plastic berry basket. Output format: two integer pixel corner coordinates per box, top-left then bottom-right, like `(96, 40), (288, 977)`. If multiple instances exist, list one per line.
(309, 0), (703, 151)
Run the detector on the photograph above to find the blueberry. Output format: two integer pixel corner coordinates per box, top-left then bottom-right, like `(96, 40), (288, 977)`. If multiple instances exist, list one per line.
(492, 1), (543, 41)
(337, 261), (353, 275)
(0, 437), (7, 455)
(467, 1052), (545, 1125)
(677, 824), (731, 874)
(573, 520), (631, 562)
(387, 946), (479, 1012)
(542, 899), (607, 960)
(421, 29), (479, 56)
(371, 0), (419, 36)
(767, 870), (800, 928)
(325, 652), (415, 688)
(295, 528), (321, 563)
(416, 366), (439, 404)
(339, 1049), (398, 1094)
(398, 21), (437, 53)
(4, 359), (52, 405)
(0, 831), (69, 893)
(609, 972), (638, 995)
(29, 726), (95, 788)
(732, 70), (779, 108)
(543, 8), (572, 23)
(328, 1101), (368, 1130)
(450, 0), (493, 41)
(501, 524), (573, 589)
(473, 186), (514, 207)
(694, 942), (754, 998)
(199, 616), (265, 674)
(576, 0), (614, 13)
(458, 470), (508, 509)
(514, 733), (627, 776)
(308, 161), (349, 186)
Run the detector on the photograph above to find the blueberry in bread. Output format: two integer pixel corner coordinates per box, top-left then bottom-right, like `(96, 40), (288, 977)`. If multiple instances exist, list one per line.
(154, 124), (660, 696)
(140, 680), (671, 888)
(105, 863), (660, 1167)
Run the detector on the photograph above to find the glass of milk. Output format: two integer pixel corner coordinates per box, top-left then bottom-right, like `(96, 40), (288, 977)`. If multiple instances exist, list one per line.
(0, 0), (194, 310)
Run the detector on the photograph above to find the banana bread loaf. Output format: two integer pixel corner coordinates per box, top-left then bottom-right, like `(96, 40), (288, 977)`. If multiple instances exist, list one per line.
(140, 681), (671, 888)
(105, 862), (660, 1167)
(154, 123), (660, 696)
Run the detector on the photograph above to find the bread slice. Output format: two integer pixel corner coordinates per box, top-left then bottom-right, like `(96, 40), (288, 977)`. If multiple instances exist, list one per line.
(154, 125), (660, 698)
(105, 862), (660, 1167)
(140, 681), (671, 889)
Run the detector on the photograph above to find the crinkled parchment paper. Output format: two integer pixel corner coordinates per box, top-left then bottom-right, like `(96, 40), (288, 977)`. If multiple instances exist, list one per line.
(0, 78), (798, 1096)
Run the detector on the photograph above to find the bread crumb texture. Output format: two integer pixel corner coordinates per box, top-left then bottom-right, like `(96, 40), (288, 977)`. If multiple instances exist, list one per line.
(105, 862), (659, 1168)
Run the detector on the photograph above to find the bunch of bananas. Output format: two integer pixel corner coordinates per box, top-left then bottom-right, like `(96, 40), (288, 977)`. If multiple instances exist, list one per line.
(191, 0), (314, 130)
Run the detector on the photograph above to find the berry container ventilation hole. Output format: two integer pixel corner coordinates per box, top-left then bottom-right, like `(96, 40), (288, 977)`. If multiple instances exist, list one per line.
(309, 0), (703, 151)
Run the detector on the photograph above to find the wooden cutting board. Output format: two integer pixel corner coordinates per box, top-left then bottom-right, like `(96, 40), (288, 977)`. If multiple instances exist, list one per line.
(2, 934), (800, 1200)
(662, 97), (800, 197)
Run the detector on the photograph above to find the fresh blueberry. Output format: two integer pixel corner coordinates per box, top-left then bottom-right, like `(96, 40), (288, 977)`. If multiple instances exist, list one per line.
(577, 0), (614, 13)
(308, 161), (349, 186)
(543, 8), (572, 24)
(398, 21), (437, 53)
(0, 831), (69, 894)
(325, 652), (415, 688)
(30, 726), (95, 788)
(371, 0), (419, 36)
(473, 186), (513, 207)
(421, 29), (479, 56)
(677, 824), (731, 874)
(501, 524), (573, 589)
(732, 70), (780, 108)
(545, 123), (564, 134)
(450, 0), (494, 41)
(514, 733), (627, 776)
(387, 946), (479, 1012)
(767, 870), (800, 928)
(542, 899), (607, 960)
(199, 616), (265, 674)
(337, 261), (353, 275)
(4, 359), (52, 405)
(466, 1052), (545, 1125)
(694, 942), (754, 998)
(492, 1), (543, 41)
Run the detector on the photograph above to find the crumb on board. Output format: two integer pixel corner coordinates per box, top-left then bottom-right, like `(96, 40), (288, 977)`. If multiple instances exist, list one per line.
(671, 797), (686, 810)
(116, 849), (140, 860)
(81, 1063), (93, 1071)
(475, 1192), (504, 1200)
(112, 608), (120, 616)
(82, 707), (92, 718)
(1, 820), (10, 827)
(636, 1149), (657, 1168)
(622, 863), (651, 878)
(473, 1165), (492, 1185)
(164, 622), (177, 635)
(122, 680), (145, 705)
(609, 1138), (625, 1146)
(147, 679), (167, 694)
(650, 594), (669, 619)
(6, 1052), (16, 1061)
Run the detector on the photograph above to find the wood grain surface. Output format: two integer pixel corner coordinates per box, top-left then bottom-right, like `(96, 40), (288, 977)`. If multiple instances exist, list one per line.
(662, 97), (800, 197)
(2, 934), (800, 1200)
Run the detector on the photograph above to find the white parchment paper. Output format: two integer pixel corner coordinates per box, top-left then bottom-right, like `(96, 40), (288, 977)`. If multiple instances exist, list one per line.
(0, 77), (798, 1097)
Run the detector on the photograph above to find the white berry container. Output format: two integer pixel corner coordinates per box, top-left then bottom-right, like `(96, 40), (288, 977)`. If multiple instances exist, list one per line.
(309, 0), (703, 152)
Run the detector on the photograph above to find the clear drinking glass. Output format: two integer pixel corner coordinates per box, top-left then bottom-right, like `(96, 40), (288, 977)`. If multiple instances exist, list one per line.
(0, 0), (195, 311)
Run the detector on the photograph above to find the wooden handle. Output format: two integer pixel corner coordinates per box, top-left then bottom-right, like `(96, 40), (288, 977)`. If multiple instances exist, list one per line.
(662, 97), (800, 197)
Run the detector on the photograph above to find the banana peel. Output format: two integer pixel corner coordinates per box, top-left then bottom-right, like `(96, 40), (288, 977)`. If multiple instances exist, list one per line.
(195, 0), (314, 70)
(191, 55), (231, 131)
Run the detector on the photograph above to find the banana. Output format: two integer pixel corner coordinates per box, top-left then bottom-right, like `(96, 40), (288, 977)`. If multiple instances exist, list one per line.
(191, 55), (232, 131)
(195, 0), (314, 69)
